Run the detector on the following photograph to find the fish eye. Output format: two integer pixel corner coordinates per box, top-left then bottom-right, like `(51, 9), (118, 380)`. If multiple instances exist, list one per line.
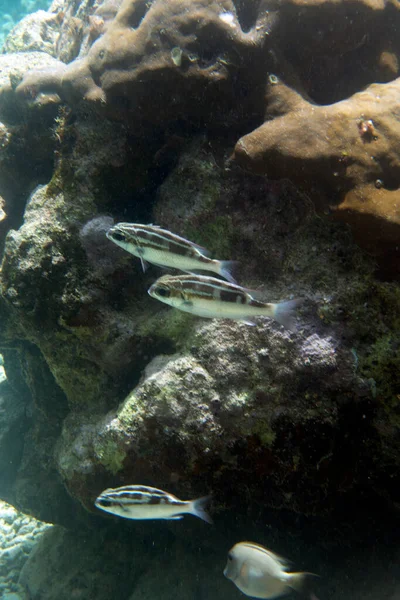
(227, 552), (233, 561)
(156, 287), (170, 298)
(112, 232), (126, 242)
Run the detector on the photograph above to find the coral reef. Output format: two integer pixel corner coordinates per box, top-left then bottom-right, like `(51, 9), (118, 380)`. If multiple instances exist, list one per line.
(2, 9), (61, 56)
(6, 0), (399, 272)
(0, 0), (397, 554)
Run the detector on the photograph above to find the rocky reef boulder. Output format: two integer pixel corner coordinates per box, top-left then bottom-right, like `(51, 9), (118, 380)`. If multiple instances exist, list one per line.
(58, 317), (375, 516)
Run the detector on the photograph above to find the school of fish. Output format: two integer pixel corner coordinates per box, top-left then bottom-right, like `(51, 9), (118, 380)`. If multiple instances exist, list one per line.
(98, 223), (313, 597)
(107, 222), (302, 329)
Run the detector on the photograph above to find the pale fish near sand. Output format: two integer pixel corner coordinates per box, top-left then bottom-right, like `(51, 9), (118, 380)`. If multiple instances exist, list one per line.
(224, 541), (313, 599)
(95, 485), (213, 524)
(106, 222), (236, 282)
(148, 274), (302, 329)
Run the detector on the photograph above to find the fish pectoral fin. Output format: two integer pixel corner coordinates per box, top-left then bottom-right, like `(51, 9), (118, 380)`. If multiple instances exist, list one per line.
(118, 502), (129, 512)
(140, 257), (149, 272)
(192, 242), (212, 257)
(181, 300), (193, 308)
(247, 565), (265, 579)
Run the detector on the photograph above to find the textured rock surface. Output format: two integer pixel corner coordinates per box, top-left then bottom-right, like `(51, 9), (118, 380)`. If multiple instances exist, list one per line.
(0, 499), (51, 599)
(0, 363), (29, 505)
(2, 10), (61, 56)
(0, 52), (60, 254)
(57, 319), (370, 515)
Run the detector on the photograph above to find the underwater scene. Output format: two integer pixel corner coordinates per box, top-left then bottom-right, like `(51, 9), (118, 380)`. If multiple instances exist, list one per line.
(0, 0), (399, 598)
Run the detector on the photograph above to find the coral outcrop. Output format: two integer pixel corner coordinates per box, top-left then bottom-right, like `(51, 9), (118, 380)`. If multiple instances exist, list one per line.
(7, 0), (400, 272)
(14, 0), (272, 129)
(233, 76), (400, 276)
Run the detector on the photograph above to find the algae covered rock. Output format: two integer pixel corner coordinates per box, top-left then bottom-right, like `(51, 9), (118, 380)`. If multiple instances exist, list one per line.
(57, 314), (386, 516)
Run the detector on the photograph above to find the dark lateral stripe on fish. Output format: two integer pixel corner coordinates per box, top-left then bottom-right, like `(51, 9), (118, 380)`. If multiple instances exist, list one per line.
(219, 290), (247, 304)
(107, 494), (184, 506)
(120, 485), (171, 494)
(166, 277), (249, 301)
(100, 487), (185, 506)
(249, 299), (272, 309)
(165, 275), (240, 291)
(107, 485), (175, 496)
(120, 227), (203, 255)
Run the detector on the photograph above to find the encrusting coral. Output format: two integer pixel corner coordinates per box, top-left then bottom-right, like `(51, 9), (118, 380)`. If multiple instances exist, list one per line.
(233, 77), (400, 274)
(15, 0), (273, 127)
(7, 0), (400, 272)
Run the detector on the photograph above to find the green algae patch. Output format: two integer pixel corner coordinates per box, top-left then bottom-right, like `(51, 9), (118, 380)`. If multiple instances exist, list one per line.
(184, 215), (235, 259)
(359, 334), (400, 418)
(118, 392), (146, 430)
(137, 308), (197, 350)
(94, 437), (127, 475)
(252, 420), (276, 447)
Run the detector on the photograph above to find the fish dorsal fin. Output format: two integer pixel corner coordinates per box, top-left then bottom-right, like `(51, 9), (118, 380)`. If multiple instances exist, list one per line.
(190, 242), (212, 257)
(240, 542), (290, 568)
(147, 223), (212, 257)
(116, 485), (177, 498)
(240, 287), (266, 302)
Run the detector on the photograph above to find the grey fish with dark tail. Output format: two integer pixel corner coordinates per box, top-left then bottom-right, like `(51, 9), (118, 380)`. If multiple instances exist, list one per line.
(95, 485), (213, 524)
(106, 223), (236, 282)
(148, 274), (302, 329)
(224, 541), (315, 599)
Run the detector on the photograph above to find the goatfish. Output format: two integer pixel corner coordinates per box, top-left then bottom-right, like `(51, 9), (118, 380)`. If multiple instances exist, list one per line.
(224, 541), (313, 599)
(94, 484), (213, 524)
(106, 223), (236, 283)
(148, 274), (301, 329)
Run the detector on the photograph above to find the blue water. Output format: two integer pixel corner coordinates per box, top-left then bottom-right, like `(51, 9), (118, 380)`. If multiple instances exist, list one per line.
(0, 0), (52, 47)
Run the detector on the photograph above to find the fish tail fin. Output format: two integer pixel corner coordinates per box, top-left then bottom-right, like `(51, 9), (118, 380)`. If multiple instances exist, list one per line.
(190, 495), (213, 524)
(218, 260), (238, 284)
(273, 298), (303, 331)
(287, 572), (319, 595)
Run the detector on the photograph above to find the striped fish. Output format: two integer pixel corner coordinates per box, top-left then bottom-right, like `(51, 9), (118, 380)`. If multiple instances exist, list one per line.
(148, 274), (302, 329)
(106, 223), (236, 282)
(94, 485), (213, 524)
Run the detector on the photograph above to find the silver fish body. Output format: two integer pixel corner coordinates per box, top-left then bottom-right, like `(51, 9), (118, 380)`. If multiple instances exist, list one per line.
(224, 542), (309, 599)
(106, 223), (236, 282)
(94, 485), (212, 524)
(148, 274), (301, 329)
